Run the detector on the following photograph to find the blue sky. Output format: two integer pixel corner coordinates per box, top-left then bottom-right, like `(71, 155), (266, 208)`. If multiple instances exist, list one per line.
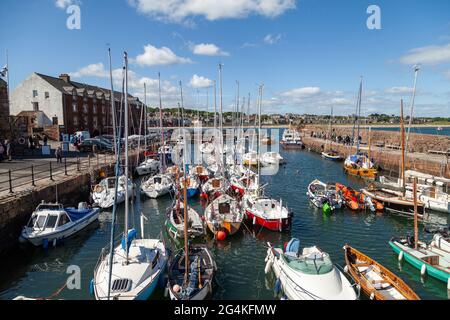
(1, 0), (450, 116)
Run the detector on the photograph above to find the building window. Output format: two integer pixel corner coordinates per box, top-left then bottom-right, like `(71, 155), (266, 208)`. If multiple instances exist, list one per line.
(73, 103), (77, 112)
(93, 116), (98, 128)
(73, 116), (79, 126)
(52, 116), (58, 125)
(45, 92), (50, 99)
(33, 90), (38, 98)
(83, 104), (88, 114)
(93, 104), (97, 114)
(32, 102), (39, 111)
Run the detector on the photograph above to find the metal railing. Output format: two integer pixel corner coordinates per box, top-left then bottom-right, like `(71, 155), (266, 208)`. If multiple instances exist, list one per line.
(0, 153), (116, 195)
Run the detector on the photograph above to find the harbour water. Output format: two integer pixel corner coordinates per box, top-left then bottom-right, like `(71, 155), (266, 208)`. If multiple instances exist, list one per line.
(0, 143), (449, 300)
(372, 126), (450, 137)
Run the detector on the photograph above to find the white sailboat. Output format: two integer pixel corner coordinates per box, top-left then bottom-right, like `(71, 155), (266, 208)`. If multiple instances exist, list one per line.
(141, 174), (174, 199)
(92, 52), (167, 301)
(91, 175), (133, 209)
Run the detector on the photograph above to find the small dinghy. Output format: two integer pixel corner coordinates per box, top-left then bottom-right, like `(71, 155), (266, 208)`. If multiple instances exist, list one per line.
(260, 152), (284, 166)
(343, 245), (420, 300)
(167, 245), (216, 300)
(307, 179), (343, 212)
(336, 183), (383, 211)
(135, 158), (160, 176)
(141, 174), (174, 199)
(205, 194), (244, 239)
(265, 239), (357, 300)
(20, 202), (100, 247)
(321, 151), (343, 161)
(165, 201), (204, 240)
(91, 176), (133, 209)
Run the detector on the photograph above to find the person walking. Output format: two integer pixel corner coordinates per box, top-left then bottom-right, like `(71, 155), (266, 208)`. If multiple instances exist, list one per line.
(43, 135), (48, 146)
(6, 140), (12, 162)
(0, 141), (4, 162)
(55, 146), (63, 163)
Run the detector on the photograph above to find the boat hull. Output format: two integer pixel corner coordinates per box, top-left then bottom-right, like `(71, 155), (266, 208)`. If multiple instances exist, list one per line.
(246, 209), (291, 232)
(344, 165), (377, 180)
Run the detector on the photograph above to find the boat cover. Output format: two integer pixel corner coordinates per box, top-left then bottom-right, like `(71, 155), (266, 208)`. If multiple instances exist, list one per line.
(65, 208), (97, 222)
(285, 238), (300, 255)
(121, 229), (137, 252)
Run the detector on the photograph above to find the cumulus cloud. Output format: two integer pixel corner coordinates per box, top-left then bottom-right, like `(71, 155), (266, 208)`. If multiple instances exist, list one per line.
(189, 74), (213, 88)
(191, 43), (229, 56)
(385, 87), (414, 95)
(55, 0), (77, 9)
(399, 43), (450, 65)
(69, 63), (108, 78)
(280, 87), (321, 98)
(263, 33), (282, 45)
(133, 44), (192, 67)
(128, 0), (296, 23)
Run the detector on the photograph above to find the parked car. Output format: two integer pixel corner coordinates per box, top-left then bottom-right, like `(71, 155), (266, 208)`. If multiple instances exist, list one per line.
(77, 139), (113, 153)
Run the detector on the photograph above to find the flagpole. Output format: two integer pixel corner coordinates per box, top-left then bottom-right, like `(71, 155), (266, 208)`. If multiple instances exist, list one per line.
(6, 50), (11, 138)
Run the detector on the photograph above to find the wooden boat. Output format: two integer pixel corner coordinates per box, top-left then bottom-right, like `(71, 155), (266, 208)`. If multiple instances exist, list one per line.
(205, 194), (244, 238)
(362, 187), (424, 217)
(165, 201), (204, 240)
(343, 245), (420, 300)
(344, 155), (378, 180)
(321, 151), (343, 161)
(336, 183), (384, 211)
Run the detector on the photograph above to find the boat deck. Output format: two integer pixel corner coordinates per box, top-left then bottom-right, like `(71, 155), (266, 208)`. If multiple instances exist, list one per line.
(357, 264), (406, 300)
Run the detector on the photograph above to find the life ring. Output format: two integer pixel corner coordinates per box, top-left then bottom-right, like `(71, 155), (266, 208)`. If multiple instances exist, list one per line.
(18, 137), (26, 145)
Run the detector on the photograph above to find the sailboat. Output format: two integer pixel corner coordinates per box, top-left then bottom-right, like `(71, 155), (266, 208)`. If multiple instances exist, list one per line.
(91, 175), (133, 209)
(205, 194), (244, 239)
(201, 175), (229, 200)
(243, 85), (292, 232)
(344, 78), (378, 179)
(322, 106), (343, 161)
(92, 52), (167, 300)
(389, 178), (450, 289)
(167, 124), (216, 300)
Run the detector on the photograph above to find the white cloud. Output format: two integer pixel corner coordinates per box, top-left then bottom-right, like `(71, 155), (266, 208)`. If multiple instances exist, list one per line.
(129, 0), (296, 23)
(385, 86), (413, 95)
(400, 43), (450, 65)
(189, 74), (213, 88)
(133, 44), (192, 67)
(263, 33), (282, 45)
(280, 87), (321, 98)
(192, 43), (229, 56)
(55, 0), (75, 9)
(69, 63), (108, 78)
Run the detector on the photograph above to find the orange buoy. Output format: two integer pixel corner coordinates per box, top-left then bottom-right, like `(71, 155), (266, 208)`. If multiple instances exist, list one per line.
(216, 230), (227, 241)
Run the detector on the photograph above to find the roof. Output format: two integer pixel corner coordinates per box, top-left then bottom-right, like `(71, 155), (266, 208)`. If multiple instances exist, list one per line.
(35, 73), (139, 103)
(0, 78), (6, 86)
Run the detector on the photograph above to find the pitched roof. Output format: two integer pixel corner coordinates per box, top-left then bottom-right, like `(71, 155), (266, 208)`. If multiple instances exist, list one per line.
(35, 73), (139, 102)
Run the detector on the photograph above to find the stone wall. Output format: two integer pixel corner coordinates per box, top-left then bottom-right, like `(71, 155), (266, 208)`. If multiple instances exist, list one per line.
(303, 125), (450, 153)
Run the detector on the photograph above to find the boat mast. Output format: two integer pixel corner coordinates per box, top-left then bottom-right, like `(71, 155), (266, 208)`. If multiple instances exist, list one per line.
(213, 80), (217, 130)
(124, 52), (130, 263)
(144, 83), (147, 158)
(183, 133), (189, 285)
(158, 73), (166, 171)
(356, 77), (363, 154)
(108, 48), (118, 159)
(413, 177), (419, 249)
(368, 126), (372, 167)
(219, 63), (224, 173)
(406, 65), (420, 155)
(136, 86), (145, 167)
(257, 85), (264, 193)
(400, 99), (406, 197)
(179, 81), (185, 129)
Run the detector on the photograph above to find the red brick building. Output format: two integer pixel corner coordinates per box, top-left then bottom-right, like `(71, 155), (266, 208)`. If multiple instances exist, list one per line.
(11, 73), (143, 138)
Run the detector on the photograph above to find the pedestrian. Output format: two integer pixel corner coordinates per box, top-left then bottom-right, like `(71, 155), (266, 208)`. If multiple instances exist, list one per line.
(0, 141), (4, 162)
(55, 146), (63, 163)
(29, 135), (33, 149)
(6, 140), (12, 161)
(43, 135), (48, 146)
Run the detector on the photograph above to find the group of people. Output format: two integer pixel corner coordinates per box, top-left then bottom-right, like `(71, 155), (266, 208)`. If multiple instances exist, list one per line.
(310, 130), (361, 146)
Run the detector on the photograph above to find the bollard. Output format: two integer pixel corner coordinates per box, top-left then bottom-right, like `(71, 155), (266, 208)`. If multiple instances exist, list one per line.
(64, 158), (68, 176)
(31, 165), (36, 187)
(8, 169), (13, 194)
(49, 162), (54, 181)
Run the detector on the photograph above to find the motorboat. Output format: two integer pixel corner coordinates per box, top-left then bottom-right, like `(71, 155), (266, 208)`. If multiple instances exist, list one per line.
(19, 202), (100, 247)
(91, 176), (133, 209)
(280, 129), (303, 149)
(242, 152), (259, 166)
(260, 152), (284, 166)
(135, 158), (160, 176)
(321, 151), (343, 161)
(344, 154), (378, 180)
(141, 174), (174, 199)
(265, 239), (357, 300)
(307, 180), (343, 212)
(205, 194), (244, 238)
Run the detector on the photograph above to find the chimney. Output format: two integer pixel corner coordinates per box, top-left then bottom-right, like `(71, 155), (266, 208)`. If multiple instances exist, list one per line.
(59, 74), (71, 83)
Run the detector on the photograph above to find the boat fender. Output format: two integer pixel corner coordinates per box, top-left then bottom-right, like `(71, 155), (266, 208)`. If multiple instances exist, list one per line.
(89, 279), (94, 296)
(398, 251), (404, 262)
(274, 278), (282, 295)
(253, 216), (256, 225)
(420, 264), (427, 276)
(370, 292), (375, 300)
(264, 259), (273, 274)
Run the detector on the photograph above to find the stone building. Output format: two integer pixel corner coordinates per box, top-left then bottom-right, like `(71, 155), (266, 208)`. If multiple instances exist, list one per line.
(0, 78), (10, 139)
(11, 73), (143, 138)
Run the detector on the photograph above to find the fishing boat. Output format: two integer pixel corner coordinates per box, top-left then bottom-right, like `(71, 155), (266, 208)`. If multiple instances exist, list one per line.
(141, 174), (174, 199)
(260, 152), (284, 166)
(280, 129), (303, 149)
(19, 202), (100, 247)
(135, 158), (160, 176)
(93, 53), (168, 301)
(307, 179), (343, 213)
(336, 183), (383, 211)
(265, 239), (357, 300)
(91, 175), (133, 209)
(343, 245), (420, 300)
(205, 194), (244, 239)
(165, 201), (204, 240)
(180, 175), (200, 198)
